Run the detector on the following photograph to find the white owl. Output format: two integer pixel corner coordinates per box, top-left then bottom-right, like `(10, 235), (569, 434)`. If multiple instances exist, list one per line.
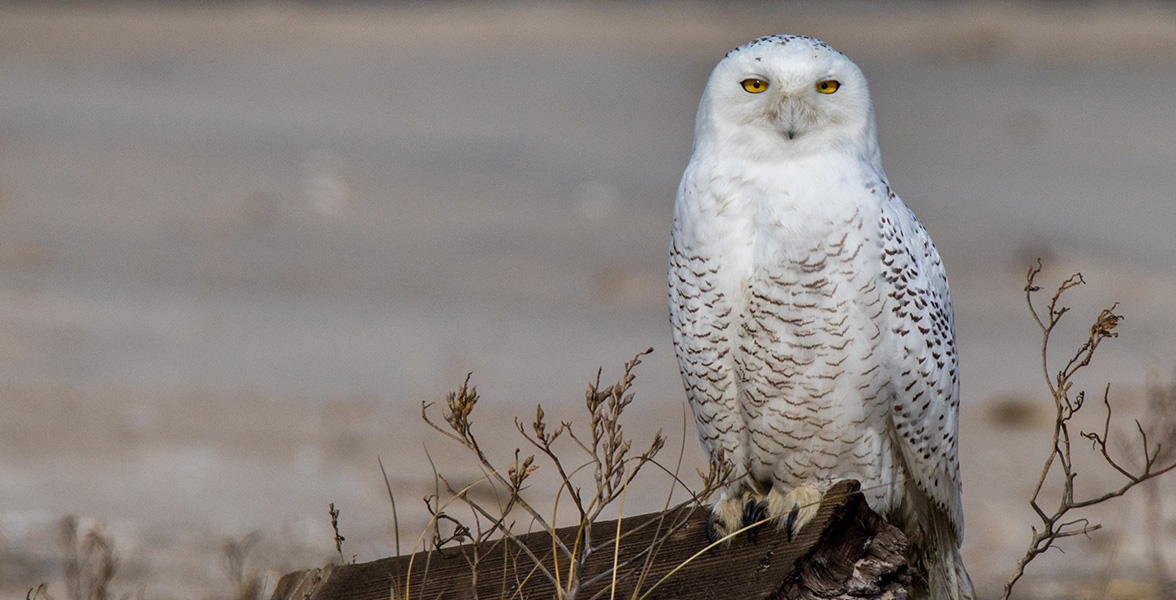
(669, 36), (974, 600)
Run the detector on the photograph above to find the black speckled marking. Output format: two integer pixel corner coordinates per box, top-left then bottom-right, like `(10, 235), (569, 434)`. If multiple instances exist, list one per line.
(726, 34), (842, 58)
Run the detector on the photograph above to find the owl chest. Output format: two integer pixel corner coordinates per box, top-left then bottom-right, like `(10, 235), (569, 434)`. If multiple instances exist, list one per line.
(704, 193), (877, 329)
(698, 184), (886, 408)
(733, 228), (880, 385)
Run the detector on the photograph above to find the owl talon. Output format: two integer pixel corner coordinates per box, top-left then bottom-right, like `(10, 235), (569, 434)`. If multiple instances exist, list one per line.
(742, 498), (767, 527)
(705, 495), (746, 544)
(742, 498), (768, 543)
(705, 512), (720, 543)
(784, 506), (799, 541)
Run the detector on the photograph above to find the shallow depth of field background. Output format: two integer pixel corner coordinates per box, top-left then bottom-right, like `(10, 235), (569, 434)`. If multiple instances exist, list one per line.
(2, 2), (1176, 598)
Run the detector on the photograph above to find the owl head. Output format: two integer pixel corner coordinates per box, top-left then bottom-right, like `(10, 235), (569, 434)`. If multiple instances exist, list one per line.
(694, 35), (881, 167)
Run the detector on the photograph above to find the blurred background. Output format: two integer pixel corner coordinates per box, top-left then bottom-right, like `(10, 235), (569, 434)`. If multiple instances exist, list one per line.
(1, 2), (1175, 598)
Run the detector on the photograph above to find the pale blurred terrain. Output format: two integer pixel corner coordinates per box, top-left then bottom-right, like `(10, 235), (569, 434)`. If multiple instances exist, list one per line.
(1, 2), (1176, 598)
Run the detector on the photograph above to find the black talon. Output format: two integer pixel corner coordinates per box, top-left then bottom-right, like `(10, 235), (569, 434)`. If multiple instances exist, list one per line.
(784, 505), (800, 542)
(705, 511), (721, 543)
(743, 499), (768, 543)
(742, 498), (765, 526)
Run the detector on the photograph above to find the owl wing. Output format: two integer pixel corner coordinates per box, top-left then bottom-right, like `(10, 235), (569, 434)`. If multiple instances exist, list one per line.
(668, 215), (743, 462)
(877, 190), (964, 538)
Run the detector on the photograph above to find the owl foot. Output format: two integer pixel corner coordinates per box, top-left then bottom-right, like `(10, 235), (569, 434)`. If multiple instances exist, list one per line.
(765, 485), (823, 541)
(704, 495), (746, 543)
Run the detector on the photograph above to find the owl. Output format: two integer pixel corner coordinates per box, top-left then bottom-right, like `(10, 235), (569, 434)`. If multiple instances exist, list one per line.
(668, 35), (974, 600)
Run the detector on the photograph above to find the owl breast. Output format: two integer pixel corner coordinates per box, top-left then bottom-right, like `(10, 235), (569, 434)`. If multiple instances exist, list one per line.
(738, 203), (898, 501)
(672, 155), (906, 511)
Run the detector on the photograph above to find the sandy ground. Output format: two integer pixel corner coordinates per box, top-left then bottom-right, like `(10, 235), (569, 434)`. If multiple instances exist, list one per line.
(1, 2), (1176, 598)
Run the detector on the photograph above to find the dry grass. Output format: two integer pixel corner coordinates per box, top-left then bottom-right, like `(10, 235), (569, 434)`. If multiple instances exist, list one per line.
(28, 518), (267, 600)
(222, 532), (264, 600)
(387, 348), (735, 599)
(26, 517), (126, 600)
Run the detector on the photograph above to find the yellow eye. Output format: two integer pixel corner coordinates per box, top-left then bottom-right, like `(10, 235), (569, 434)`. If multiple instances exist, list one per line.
(816, 80), (840, 94)
(740, 78), (768, 93)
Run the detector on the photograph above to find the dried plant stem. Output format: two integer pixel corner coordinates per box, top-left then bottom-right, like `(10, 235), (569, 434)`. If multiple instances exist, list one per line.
(328, 503), (345, 565)
(418, 349), (725, 599)
(1001, 262), (1176, 600)
(31, 517), (124, 600)
(377, 456), (402, 558)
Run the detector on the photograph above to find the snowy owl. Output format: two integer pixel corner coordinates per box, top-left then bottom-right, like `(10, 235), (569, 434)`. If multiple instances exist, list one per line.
(668, 35), (974, 600)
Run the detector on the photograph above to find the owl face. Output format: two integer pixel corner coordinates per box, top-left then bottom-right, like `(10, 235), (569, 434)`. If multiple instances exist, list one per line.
(696, 36), (878, 163)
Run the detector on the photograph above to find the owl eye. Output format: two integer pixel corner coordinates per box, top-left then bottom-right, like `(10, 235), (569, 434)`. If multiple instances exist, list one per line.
(740, 78), (768, 93)
(816, 80), (840, 94)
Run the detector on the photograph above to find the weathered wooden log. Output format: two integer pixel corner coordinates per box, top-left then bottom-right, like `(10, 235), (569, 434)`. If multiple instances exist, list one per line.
(270, 480), (910, 600)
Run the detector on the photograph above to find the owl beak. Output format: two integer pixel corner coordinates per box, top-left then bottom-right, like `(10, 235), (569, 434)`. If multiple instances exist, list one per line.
(778, 97), (805, 140)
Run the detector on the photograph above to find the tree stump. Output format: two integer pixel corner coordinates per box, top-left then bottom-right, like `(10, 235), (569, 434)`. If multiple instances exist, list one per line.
(270, 480), (911, 600)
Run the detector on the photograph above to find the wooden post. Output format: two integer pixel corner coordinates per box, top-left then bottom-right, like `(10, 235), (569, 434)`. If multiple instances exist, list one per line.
(270, 480), (911, 600)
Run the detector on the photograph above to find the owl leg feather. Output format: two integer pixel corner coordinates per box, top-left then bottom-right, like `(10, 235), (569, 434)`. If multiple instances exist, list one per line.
(765, 485), (823, 541)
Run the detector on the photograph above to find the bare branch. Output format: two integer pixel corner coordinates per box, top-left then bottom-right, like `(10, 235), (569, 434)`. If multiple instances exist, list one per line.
(1003, 265), (1176, 600)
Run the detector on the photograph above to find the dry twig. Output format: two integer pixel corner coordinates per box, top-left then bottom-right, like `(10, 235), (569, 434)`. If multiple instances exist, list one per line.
(1002, 263), (1176, 599)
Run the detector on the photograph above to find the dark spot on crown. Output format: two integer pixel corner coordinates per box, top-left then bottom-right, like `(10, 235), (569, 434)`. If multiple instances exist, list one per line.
(728, 34), (844, 57)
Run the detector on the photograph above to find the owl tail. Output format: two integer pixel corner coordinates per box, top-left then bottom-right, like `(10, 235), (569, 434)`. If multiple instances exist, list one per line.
(923, 542), (975, 600)
(912, 507), (976, 600)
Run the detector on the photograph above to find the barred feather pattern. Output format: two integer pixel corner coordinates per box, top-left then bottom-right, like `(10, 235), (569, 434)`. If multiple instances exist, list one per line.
(670, 172), (970, 599)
